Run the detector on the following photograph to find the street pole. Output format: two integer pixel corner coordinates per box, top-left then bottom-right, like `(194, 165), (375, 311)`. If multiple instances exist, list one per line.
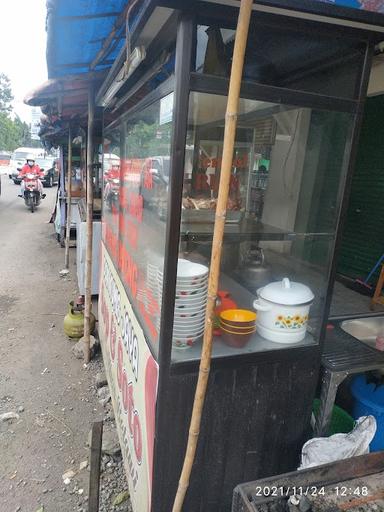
(84, 82), (95, 363)
(64, 125), (72, 269)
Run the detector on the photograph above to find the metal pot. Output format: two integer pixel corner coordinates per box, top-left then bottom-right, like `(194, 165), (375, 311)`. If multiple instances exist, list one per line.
(253, 278), (314, 344)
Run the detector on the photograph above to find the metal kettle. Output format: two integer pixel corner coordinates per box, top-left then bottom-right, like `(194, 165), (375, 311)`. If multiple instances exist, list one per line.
(241, 247), (271, 290)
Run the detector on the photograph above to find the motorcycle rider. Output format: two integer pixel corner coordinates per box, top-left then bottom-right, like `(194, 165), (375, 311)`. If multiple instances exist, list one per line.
(104, 162), (120, 203)
(18, 156), (46, 199)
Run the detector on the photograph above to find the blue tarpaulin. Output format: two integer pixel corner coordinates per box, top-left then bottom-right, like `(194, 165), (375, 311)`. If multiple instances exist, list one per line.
(315, 0), (384, 10)
(46, 0), (384, 81)
(46, 0), (139, 79)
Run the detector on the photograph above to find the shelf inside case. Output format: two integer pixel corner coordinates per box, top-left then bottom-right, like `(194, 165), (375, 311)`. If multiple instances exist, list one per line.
(171, 329), (317, 364)
(180, 218), (334, 243)
(170, 271), (319, 364)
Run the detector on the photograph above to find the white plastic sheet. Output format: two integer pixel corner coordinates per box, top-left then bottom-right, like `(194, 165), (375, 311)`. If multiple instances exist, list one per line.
(299, 416), (377, 470)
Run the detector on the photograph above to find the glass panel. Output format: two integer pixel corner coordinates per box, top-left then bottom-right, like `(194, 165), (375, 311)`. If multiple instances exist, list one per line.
(173, 91), (353, 362)
(103, 94), (173, 356)
(103, 128), (121, 266)
(195, 22), (364, 99)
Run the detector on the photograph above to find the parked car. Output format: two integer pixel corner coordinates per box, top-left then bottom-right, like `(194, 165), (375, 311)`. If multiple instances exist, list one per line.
(11, 167), (22, 184)
(9, 147), (44, 180)
(36, 158), (59, 187)
(0, 151), (11, 175)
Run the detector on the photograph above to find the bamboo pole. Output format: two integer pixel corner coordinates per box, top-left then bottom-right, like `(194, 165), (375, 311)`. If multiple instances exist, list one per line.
(84, 83), (95, 363)
(64, 125), (72, 269)
(172, 1), (253, 510)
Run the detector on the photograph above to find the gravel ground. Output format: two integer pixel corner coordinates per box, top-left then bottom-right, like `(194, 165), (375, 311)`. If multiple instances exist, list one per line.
(87, 357), (132, 512)
(0, 177), (132, 512)
(99, 453), (132, 512)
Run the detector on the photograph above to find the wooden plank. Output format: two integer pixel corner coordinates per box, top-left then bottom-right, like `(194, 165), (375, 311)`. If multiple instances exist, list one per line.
(238, 452), (384, 505)
(88, 421), (103, 512)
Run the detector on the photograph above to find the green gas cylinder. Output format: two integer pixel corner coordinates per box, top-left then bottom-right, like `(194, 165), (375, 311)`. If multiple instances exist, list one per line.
(63, 298), (96, 338)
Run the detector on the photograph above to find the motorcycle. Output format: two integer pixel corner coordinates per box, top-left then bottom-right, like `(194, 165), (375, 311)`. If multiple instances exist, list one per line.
(22, 173), (42, 212)
(105, 177), (120, 212)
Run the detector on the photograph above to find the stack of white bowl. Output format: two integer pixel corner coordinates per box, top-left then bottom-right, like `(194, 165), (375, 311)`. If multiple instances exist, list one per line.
(158, 258), (209, 349)
(147, 263), (161, 302)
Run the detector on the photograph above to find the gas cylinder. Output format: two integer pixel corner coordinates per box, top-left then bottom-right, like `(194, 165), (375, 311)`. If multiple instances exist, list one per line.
(63, 297), (96, 338)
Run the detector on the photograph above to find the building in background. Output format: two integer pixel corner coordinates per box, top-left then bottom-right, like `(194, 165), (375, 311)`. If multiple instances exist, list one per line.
(30, 107), (41, 141)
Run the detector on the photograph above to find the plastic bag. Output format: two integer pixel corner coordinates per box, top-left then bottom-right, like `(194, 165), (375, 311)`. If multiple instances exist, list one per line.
(299, 416), (377, 470)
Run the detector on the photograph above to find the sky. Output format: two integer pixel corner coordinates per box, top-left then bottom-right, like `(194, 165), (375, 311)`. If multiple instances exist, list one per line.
(0, 0), (47, 123)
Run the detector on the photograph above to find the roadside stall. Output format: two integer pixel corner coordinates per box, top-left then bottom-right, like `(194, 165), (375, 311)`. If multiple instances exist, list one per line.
(24, 0), (384, 510)
(95, 1), (384, 511)
(24, 74), (104, 294)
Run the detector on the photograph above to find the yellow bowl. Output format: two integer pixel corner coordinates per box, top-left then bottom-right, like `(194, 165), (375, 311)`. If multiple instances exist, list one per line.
(220, 320), (255, 331)
(220, 325), (256, 335)
(220, 309), (256, 323)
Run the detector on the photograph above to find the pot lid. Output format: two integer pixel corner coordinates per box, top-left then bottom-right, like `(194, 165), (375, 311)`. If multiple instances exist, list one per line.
(258, 278), (314, 305)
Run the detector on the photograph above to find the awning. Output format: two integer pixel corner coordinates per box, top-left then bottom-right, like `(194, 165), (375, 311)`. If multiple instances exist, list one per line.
(24, 73), (105, 118)
(45, 0), (146, 79)
(23, 74), (106, 149)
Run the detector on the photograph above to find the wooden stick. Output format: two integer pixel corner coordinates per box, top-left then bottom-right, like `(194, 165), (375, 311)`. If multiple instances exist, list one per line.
(84, 83), (95, 363)
(370, 264), (384, 310)
(64, 125), (72, 269)
(88, 421), (103, 512)
(172, 1), (253, 510)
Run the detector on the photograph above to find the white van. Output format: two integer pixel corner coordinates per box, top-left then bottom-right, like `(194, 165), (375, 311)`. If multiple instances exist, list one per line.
(9, 147), (45, 182)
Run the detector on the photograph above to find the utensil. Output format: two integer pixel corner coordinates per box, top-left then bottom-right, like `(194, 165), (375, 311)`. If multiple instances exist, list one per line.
(220, 320), (255, 331)
(174, 318), (205, 327)
(220, 309), (256, 323)
(174, 327), (205, 335)
(175, 295), (208, 304)
(173, 333), (203, 349)
(176, 285), (208, 295)
(253, 277), (314, 343)
(240, 247), (271, 290)
(173, 258), (209, 279)
(221, 328), (254, 348)
(220, 325), (255, 335)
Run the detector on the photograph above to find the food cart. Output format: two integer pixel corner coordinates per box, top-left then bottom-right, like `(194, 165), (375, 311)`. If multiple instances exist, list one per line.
(28, 0), (384, 510)
(96, 1), (384, 510)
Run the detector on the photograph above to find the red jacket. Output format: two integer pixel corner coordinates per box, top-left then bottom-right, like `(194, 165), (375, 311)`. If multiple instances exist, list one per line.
(105, 166), (120, 180)
(19, 163), (42, 178)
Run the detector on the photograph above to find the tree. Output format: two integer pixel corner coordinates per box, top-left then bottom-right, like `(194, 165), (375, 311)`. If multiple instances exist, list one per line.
(0, 73), (14, 114)
(0, 74), (42, 151)
(14, 116), (38, 147)
(0, 112), (20, 150)
(126, 120), (172, 158)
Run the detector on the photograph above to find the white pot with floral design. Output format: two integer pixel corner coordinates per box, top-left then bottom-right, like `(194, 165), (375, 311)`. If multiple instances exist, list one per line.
(253, 277), (314, 344)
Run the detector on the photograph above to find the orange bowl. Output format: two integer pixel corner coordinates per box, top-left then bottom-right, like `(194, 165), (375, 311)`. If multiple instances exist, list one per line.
(220, 309), (256, 323)
(220, 319), (255, 330)
(221, 328), (254, 348)
(220, 325), (255, 335)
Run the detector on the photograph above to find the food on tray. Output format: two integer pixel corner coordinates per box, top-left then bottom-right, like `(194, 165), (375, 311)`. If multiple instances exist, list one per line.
(182, 196), (241, 211)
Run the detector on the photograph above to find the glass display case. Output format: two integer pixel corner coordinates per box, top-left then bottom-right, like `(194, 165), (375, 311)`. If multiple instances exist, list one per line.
(102, 11), (367, 364)
(174, 91), (354, 361)
(98, 3), (382, 511)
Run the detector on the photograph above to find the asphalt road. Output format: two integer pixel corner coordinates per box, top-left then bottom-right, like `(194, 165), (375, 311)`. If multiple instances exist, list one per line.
(0, 175), (102, 511)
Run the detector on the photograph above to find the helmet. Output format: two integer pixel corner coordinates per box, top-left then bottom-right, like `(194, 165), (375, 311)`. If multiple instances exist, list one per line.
(26, 155), (35, 167)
